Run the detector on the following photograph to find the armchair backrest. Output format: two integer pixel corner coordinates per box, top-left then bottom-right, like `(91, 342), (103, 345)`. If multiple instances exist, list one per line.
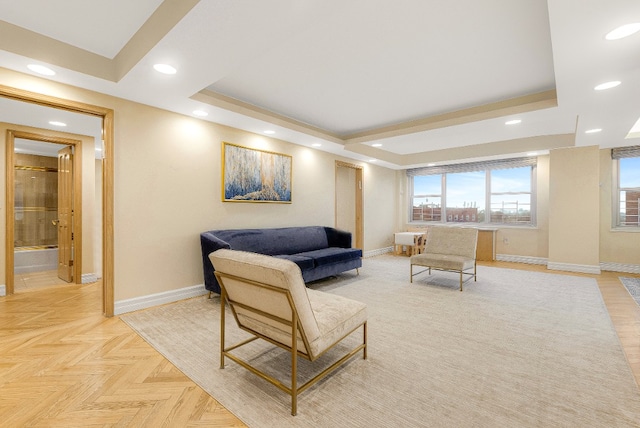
(209, 249), (321, 352)
(424, 227), (478, 259)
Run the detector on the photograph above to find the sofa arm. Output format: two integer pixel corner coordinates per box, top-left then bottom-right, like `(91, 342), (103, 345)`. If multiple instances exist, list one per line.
(324, 227), (352, 249)
(200, 232), (231, 294)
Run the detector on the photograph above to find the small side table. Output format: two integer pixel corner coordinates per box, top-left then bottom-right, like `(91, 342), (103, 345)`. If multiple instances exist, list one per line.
(394, 232), (426, 256)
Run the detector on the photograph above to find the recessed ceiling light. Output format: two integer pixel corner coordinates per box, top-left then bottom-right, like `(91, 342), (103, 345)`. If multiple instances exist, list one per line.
(153, 64), (177, 75)
(605, 23), (640, 40)
(585, 128), (602, 134)
(594, 81), (621, 90)
(427, 163), (435, 166)
(368, 159), (377, 162)
(312, 143), (322, 147)
(372, 143), (382, 147)
(505, 119), (522, 125)
(527, 152), (538, 156)
(193, 110), (208, 117)
(49, 121), (67, 127)
(27, 64), (55, 76)
(264, 130), (275, 135)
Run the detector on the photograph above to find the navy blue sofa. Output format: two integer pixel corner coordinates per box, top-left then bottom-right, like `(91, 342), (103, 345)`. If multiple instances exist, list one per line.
(200, 226), (362, 294)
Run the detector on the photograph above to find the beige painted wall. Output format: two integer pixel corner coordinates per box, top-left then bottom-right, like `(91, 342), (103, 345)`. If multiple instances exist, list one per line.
(0, 123), (96, 279)
(599, 148), (640, 265)
(548, 145), (600, 268)
(363, 163), (398, 250)
(0, 67), (397, 302)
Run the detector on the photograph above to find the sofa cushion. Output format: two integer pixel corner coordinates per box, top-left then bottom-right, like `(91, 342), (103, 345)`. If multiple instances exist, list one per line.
(297, 247), (363, 267)
(210, 226), (329, 256)
(273, 254), (315, 271)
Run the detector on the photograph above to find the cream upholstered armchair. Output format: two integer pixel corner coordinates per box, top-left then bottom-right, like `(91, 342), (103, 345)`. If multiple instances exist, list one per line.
(410, 226), (478, 291)
(209, 249), (367, 416)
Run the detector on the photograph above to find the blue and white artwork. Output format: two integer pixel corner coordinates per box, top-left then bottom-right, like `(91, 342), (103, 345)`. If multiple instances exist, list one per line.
(223, 143), (292, 203)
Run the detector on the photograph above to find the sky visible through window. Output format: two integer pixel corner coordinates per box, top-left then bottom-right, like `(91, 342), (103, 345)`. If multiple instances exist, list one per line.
(620, 157), (640, 188)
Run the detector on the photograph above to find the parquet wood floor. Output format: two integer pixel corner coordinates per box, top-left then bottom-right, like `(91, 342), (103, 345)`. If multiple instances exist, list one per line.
(1, 262), (639, 426)
(0, 280), (245, 427)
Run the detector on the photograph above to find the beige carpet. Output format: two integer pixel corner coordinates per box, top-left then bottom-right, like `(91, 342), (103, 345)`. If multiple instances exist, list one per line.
(122, 255), (640, 427)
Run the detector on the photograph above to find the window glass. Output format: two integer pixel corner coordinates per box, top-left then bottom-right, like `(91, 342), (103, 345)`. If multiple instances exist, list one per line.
(412, 175), (442, 222)
(618, 157), (640, 227)
(446, 171), (484, 223)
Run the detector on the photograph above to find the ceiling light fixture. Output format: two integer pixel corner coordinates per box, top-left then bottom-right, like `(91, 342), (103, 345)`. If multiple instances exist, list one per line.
(427, 163), (435, 166)
(585, 128), (602, 134)
(605, 23), (640, 40)
(527, 152), (538, 156)
(49, 121), (67, 127)
(505, 119), (522, 125)
(153, 64), (177, 75)
(312, 143), (322, 147)
(264, 130), (275, 135)
(368, 159), (377, 162)
(193, 110), (208, 117)
(27, 64), (55, 76)
(594, 81), (621, 90)
(372, 143), (382, 147)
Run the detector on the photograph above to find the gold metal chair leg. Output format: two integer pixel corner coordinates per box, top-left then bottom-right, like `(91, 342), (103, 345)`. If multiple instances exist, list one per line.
(220, 290), (226, 369)
(291, 319), (298, 416)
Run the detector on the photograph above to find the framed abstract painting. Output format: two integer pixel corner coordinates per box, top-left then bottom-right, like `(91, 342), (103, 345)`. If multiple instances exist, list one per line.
(222, 142), (292, 203)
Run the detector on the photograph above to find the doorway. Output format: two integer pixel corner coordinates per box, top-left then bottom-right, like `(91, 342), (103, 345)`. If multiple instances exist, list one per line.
(335, 161), (363, 250)
(13, 138), (77, 290)
(0, 85), (115, 316)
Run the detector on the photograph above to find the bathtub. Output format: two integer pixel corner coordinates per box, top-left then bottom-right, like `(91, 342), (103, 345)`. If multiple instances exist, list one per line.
(14, 247), (58, 274)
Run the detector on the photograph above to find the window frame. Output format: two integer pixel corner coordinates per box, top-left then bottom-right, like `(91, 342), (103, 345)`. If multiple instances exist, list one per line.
(612, 148), (640, 229)
(408, 158), (537, 227)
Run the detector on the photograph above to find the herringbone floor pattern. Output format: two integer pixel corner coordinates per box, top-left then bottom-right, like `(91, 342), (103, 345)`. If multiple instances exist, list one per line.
(1, 261), (639, 426)
(0, 280), (245, 427)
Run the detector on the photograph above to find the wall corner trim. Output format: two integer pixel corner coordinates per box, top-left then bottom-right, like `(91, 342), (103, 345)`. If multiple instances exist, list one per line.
(546, 262), (601, 275)
(114, 283), (207, 316)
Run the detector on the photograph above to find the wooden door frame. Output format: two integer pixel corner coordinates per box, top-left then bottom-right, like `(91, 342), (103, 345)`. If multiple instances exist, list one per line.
(0, 85), (115, 317)
(335, 161), (364, 250)
(7, 131), (83, 291)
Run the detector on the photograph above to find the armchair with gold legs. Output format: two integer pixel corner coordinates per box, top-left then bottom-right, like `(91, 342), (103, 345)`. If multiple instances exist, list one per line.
(209, 249), (368, 416)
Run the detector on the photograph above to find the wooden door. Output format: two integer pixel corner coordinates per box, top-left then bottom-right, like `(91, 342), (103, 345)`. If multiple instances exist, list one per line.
(57, 146), (73, 282)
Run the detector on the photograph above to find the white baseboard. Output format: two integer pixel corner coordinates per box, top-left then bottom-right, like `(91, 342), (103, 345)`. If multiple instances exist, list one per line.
(496, 254), (548, 265)
(546, 262), (601, 275)
(364, 247), (394, 258)
(81, 273), (99, 284)
(114, 284), (208, 316)
(600, 262), (640, 274)
(0, 284), (5, 297)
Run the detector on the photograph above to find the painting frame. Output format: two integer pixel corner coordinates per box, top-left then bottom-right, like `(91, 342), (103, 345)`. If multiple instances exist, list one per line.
(222, 142), (292, 203)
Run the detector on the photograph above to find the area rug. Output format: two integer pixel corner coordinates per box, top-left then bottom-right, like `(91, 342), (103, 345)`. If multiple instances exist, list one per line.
(620, 276), (640, 307)
(121, 255), (640, 427)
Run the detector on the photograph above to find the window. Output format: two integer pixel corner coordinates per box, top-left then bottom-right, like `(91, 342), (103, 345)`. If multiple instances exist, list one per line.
(408, 158), (535, 225)
(613, 146), (640, 227)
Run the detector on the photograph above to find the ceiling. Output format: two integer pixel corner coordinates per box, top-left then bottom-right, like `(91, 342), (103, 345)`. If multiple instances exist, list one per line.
(0, 0), (638, 169)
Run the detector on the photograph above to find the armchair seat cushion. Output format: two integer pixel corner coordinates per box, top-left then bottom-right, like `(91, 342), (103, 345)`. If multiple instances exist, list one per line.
(411, 253), (475, 271)
(306, 288), (368, 357)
